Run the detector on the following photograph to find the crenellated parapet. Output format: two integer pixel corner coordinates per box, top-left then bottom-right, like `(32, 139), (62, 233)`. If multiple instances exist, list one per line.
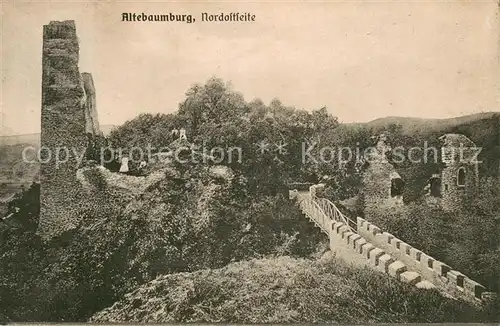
(293, 184), (496, 306)
(357, 216), (496, 305)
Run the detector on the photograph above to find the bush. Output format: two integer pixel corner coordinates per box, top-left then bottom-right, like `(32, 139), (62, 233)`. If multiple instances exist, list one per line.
(0, 165), (325, 322)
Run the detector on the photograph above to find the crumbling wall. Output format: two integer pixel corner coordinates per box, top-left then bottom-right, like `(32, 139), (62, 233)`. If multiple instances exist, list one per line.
(361, 135), (404, 213)
(439, 134), (479, 212)
(39, 21), (93, 240)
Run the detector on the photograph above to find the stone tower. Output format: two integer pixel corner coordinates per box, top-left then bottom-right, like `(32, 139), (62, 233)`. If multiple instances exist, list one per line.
(361, 134), (404, 214)
(39, 21), (100, 239)
(439, 134), (479, 212)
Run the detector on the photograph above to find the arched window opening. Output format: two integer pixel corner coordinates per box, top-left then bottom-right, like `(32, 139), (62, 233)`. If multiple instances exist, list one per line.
(390, 172), (404, 197)
(457, 167), (466, 187)
(429, 176), (441, 197)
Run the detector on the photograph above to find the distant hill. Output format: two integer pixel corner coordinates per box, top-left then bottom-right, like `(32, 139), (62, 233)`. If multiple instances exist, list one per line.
(0, 125), (117, 146)
(0, 133), (40, 147)
(339, 112), (500, 135)
(0, 125), (116, 191)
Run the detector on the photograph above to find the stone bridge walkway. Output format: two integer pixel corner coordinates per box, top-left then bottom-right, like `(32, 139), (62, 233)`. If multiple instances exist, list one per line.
(290, 184), (495, 307)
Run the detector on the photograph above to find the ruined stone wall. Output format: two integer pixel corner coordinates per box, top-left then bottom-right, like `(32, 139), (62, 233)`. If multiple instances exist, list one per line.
(361, 135), (405, 214)
(39, 21), (89, 239)
(440, 135), (479, 212)
(440, 163), (477, 212)
(361, 160), (392, 204)
(361, 159), (405, 214)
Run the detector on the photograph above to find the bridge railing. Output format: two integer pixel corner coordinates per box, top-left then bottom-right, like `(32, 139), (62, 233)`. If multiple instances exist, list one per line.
(296, 193), (355, 235)
(314, 197), (357, 231)
(296, 194), (329, 234)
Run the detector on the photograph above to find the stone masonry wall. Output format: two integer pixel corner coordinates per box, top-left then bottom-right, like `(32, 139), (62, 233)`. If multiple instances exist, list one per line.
(326, 218), (374, 269)
(39, 21), (89, 240)
(439, 134), (479, 212)
(361, 135), (404, 213)
(361, 159), (394, 208)
(298, 185), (495, 306)
(297, 188), (430, 292)
(356, 216), (493, 304)
(328, 219), (428, 288)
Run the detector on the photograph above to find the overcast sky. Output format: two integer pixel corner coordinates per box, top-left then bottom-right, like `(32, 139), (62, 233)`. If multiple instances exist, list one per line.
(1, 0), (500, 136)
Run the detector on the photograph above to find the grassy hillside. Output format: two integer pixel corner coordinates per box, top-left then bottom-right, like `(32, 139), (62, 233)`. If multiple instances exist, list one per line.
(91, 255), (490, 323)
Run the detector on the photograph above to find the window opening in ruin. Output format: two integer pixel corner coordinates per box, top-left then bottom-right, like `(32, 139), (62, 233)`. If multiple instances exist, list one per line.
(457, 167), (466, 187)
(474, 287), (483, 299)
(445, 184), (448, 191)
(390, 177), (404, 197)
(457, 275), (464, 288)
(429, 177), (441, 197)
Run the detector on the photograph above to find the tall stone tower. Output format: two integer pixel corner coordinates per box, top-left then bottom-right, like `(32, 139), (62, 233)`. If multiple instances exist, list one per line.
(39, 21), (99, 239)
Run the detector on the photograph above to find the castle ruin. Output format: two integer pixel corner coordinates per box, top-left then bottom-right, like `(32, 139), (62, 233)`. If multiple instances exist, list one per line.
(39, 21), (101, 239)
(360, 134), (405, 213)
(361, 132), (480, 213)
(425, 133), (479, 212)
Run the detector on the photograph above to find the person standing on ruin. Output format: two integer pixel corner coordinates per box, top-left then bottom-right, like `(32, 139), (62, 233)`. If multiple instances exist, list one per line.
(179, 128), (187, 141)
(119, 156), (129, 173)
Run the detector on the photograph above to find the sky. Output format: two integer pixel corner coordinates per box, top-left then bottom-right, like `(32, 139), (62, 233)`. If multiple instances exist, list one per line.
(1, 0), (500, 136)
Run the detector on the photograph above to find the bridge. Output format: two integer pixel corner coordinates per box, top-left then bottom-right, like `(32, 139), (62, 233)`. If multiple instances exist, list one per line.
(289, 184), (496, 306)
